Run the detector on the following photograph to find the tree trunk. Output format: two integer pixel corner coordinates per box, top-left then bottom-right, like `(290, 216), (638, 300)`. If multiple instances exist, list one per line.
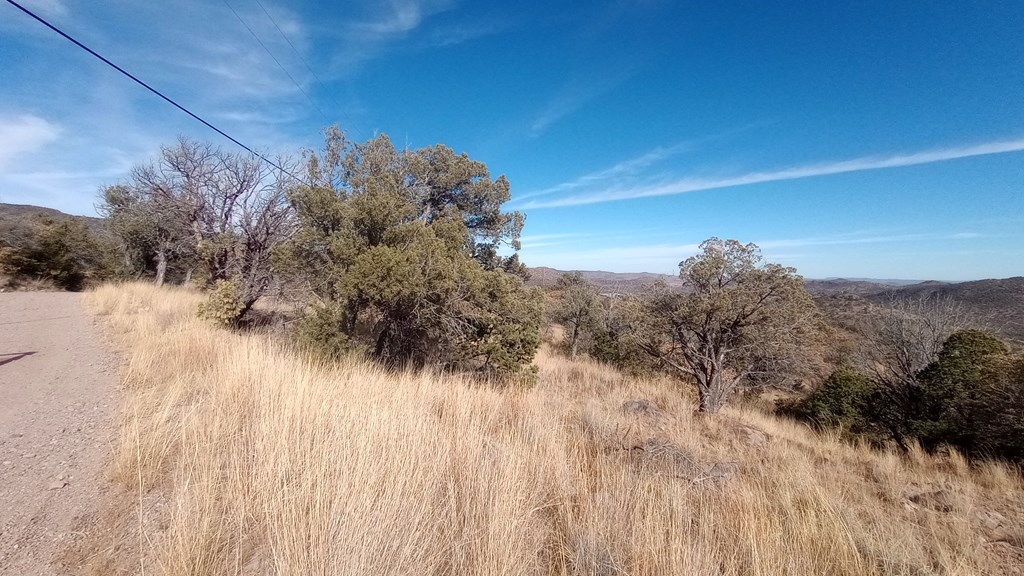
(569, 323), (580, 360)
(696, 369), (729, 414)
(154, 250), (167, 287)
(183, 267), (193, 286)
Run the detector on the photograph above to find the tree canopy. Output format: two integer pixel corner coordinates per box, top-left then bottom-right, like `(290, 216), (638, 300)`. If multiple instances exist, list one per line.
(630, 238), (822, 413)
(555, 272), (601, 360)
(100, 137), (296, 320)
(283, 128), (540, 377)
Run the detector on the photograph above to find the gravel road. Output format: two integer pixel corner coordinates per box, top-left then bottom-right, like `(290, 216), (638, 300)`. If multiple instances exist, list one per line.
(0, 292), (118, 575)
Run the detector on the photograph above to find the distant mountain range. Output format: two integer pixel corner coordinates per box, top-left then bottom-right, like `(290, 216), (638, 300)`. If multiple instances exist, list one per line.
(527, 266), (1024, 343)
(528, 266), (940, 294)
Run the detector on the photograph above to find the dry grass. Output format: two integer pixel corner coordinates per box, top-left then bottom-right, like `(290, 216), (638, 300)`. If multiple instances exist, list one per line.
(80, 282), (1024, 575)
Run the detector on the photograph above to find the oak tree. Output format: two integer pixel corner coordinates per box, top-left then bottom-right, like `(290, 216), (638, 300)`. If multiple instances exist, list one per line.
(631, 238), (820, 413)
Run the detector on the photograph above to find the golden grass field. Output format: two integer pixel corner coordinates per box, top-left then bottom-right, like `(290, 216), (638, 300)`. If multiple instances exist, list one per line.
(77, 282), (1024, 575)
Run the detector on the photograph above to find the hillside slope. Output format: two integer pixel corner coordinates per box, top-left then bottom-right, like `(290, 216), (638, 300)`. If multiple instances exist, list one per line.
(71, 282), (1024, 575)
(0, 202), (107, 245)
(530, 266), (1024, 342)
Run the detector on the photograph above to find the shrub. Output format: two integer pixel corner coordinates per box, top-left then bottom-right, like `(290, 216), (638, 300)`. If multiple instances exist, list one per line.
(785, 329), (1024, 463)
(294, 303), (352, 360)
(781, 365), (875, 435)
(913, 329), (1013, 457)
(0, 216), (112, 291)
(198, 279), (245, 325)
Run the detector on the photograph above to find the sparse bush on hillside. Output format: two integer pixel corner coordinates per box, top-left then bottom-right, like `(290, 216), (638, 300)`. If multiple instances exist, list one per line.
(786, 328), (1024, 463)
(910, 329), (1009, 453)
(294, 302), (352, 360)
(198, 279), (246, 325)
(0, 216), (114, 290)
(280, 127), (541, 377)
(856, 294), (968, 446)
(781, 365), (875, 436)
(974, 354), (1024, 461)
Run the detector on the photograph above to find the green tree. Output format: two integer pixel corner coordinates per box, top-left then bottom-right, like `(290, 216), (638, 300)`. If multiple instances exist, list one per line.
(630, 238), (820, 413)
(100, 183), (195, 285)
(781, 365), (875, 435)
(974, 354), (1024, 462)
(283, 130), (540, 377)
(555, 272), (600, 359)
(787, 329), (1024, 463)
(912, 329), (1010, 455)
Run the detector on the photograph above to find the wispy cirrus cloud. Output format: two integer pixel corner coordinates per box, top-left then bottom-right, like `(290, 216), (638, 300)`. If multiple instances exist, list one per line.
(754, 231), (989, 250)
(528, 65), (636, 137)
(519, 137), (1024, 209)
(328, 0), (455, 74)
(520, 231), (991, 275)
(517, 143), (691, 201)
(522, 242), (702, 273)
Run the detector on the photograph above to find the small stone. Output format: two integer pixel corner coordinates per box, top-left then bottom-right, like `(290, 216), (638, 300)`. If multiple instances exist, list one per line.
(734, 424), (771, 449)
(976, 509), (1008, 530)
(2, 461), (11, 466)
(47, 480), (68, 490)
(705, 461), (740, 486)
(622, 398), (664, 418)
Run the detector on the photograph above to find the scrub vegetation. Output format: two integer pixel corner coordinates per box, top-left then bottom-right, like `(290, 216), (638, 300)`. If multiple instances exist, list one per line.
(5, 130), (1023, 573)
(77, 282), (1024, 575)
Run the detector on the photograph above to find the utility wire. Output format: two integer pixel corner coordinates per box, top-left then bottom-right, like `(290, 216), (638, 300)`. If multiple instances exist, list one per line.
(251, 0), (365, 141)
(221, 0), (332, 126)
(4, 0), (308, 184)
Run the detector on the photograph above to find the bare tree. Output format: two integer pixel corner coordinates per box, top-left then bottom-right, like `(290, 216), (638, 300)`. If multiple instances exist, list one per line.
(100, 137), (297, 318)
(858, 294), (969, 447)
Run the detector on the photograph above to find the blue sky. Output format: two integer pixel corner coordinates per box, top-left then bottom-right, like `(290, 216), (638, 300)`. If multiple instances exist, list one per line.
(1, 0), (1022, 280)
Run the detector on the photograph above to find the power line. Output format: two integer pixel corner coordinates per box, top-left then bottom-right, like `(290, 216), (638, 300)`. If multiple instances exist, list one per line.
(4, 0), (308, 184)
(251, 0), (365, 141)
(221, 0), (331, 126)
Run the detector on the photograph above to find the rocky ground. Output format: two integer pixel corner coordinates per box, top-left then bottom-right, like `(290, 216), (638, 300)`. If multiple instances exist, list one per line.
(0, 292), (118, 575)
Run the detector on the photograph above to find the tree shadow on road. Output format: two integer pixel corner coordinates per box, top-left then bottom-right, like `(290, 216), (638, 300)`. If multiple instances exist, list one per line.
(0, 351), (37, 367)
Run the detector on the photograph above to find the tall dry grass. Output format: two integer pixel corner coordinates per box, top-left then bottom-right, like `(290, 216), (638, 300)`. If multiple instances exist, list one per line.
(82, 282), (1024, 575)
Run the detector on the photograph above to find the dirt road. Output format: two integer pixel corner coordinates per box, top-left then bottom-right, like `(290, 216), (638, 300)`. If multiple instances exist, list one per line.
(0, 292), (118, 575)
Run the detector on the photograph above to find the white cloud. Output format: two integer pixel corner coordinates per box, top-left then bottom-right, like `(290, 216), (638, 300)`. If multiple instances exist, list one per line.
(755, 231), (990, 250)
(328, 0), (454, 75)
(520, 231), (993, 274)
(0, 114), (61, 169)
(19, 0), (67, 18)
(517, 143), (690, 201)
(520, 137), (1024, 208)
(361, 0), (432, 34)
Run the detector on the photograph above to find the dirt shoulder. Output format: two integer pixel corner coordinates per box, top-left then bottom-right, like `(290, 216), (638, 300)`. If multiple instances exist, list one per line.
(0, 292), (119, 575)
